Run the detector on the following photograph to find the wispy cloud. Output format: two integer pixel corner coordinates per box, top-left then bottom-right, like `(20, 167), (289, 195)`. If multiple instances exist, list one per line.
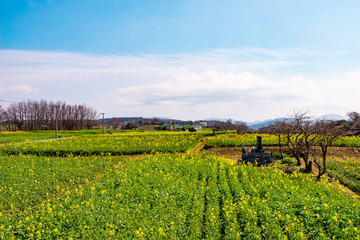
(9, 84), (40, 93)
(0, 48), (357, 121)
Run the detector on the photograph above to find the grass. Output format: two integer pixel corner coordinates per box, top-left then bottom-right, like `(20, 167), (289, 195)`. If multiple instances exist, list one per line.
(1, 154), (359, 239)
(0, 154), (122, 216)
(1, 131), (359, 239)
(0, 132), (203, 156)
(204, 133), (360, 148)
(327, 157), (360, 195)
(0, 130), (102, 144)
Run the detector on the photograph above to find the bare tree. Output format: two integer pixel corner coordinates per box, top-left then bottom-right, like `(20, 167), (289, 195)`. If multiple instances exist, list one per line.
(281, 110), (317, 172)
(0, 106), (5, 132)
(109, 118), (123, 129)
(313, 120), (343, 179)
(347, 111), (360, 122)
(4, 100), (98, 131)
(273, 111), (346, 177)
(214, 120), (251, 134)
(234, 121), (251, 134)
(344, 111), (360, 136)
(267, 121), (288, 159)
(125, 121), (140, 130)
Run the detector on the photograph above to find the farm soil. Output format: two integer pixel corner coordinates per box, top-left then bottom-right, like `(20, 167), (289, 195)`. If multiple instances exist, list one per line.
(204, 145), (360, 199)
(204, 146), (360, 162)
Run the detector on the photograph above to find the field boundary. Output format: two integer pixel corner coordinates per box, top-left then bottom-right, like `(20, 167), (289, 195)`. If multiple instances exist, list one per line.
(187, 138), (209, 154)
(1, 155), (139, 218)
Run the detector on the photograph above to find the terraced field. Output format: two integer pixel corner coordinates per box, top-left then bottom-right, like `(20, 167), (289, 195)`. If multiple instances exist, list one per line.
(0, 132), (359, 239)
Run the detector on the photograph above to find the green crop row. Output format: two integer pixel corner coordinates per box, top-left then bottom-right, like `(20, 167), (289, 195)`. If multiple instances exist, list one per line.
(327, 157), (360, 195)
(0, 130), (213, 145)
(204, 133), (281, 148)
(0, 130), (104, 144)
(0, 132), (202, 156)
(1, 154), (359, 239)
(204, 133), (360, 148)
(0, 154), (122, 215)
(333, 136), (360, 147)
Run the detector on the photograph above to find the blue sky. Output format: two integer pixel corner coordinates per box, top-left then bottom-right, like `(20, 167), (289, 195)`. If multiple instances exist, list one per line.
(1, 0), (359, 121)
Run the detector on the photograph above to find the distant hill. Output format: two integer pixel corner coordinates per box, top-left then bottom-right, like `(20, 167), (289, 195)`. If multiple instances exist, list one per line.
(315, 114), (346, 121)
(204, 117), (288, 130)
(247, 114), (346, 130)
(205, 118), (238, 123)
(102, 114), (346, 129)
(247, 118), (289, 130)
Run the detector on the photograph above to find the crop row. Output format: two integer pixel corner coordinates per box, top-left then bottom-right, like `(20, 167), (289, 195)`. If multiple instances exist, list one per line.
(0, 130), (104, 145)
(204, 134), (281, 148)
(327, 157), (360, 195)
(0, 132), (202, 156)
(204, 133), (360, 148)
(0, 154), (122, 215)
(0, 130), (214, 145)
(1, 154), (359, 239)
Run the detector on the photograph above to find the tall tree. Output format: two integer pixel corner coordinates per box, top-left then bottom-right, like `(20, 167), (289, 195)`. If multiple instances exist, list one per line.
(267, 121), (287, 159)
(344, 111), (360, 136)
(313, 120), (343, 179)
(5, 100), (98, 131)
(281, 110), (316, 172)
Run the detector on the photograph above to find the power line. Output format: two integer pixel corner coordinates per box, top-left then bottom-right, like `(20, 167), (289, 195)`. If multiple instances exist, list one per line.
(0, 99), (20, 104)
(51, 105), (59, 139)
(100, 113), (105, 134)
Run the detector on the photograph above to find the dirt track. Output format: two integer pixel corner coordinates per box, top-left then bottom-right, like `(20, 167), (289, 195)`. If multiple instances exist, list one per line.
(204, 146), (360, 162)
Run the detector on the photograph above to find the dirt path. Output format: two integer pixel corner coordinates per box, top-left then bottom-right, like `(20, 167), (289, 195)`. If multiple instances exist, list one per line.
(204, 145), (360, 161)
(186, 138), (209, 154)
(0, 137), (70, 147)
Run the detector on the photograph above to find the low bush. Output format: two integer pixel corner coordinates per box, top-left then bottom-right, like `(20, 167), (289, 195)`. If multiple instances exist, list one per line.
(281, 157), (297, 165)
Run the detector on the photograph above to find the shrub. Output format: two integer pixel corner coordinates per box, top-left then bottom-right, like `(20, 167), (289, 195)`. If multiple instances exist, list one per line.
(273, 153), (283, 160)
(281, 157), (296, 165)
(189, 127), (197, 132)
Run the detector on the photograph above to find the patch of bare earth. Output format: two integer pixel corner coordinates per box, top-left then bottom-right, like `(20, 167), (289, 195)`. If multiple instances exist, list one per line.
(204, 145), (360, 199)
(205, 146), (360, 160)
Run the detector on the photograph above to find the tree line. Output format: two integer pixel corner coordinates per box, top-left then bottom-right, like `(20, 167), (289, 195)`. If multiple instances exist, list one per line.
(257, 110), (360, 179)
(106, 117), (252, 133)
(0, 100), (98, 131)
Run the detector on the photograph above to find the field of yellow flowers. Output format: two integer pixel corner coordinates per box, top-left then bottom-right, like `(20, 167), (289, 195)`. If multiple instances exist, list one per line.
(0, 130), (104, 145)
(0, 132), (203, 156)
(204, 133), (280, 148)
(0, 132), (359, 239)
(327, 156), (360, 195)
(204, 133), (360, 148)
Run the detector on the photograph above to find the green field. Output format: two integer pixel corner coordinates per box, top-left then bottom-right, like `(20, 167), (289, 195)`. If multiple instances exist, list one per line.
(204, 133), (360, 148)
(327, 157), (360, 195)
(0, 130), (102, 145)
(0, 131), (359, 239)
(0, 132), (204, 156)
(0, 155), (121, 215)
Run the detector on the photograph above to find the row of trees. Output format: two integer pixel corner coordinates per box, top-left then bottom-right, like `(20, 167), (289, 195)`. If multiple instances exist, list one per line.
(107, 117), (167, 130)
(258, 110), (360, 179)
(1, 100), (98, 131)
(106, 118), (252, 133)
(213, 120), (251, 134)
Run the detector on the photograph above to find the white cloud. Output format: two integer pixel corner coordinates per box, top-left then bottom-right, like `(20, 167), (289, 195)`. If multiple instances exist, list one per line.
(0, 48), (358, 121)
(8, 84), (40, 93)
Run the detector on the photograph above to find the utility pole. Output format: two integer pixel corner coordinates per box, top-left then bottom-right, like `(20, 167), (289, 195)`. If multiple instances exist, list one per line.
(79, 105), (83, 130)
(0, 99), (21, 133)
(52, 105), (58, 139)
(101, 113), (105, 134)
